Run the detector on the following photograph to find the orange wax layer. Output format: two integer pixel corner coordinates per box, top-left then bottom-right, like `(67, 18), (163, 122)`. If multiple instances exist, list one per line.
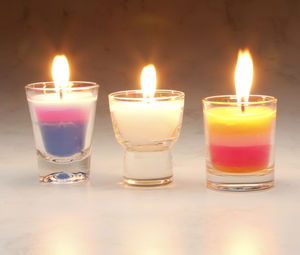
(212, 164), (268, 173)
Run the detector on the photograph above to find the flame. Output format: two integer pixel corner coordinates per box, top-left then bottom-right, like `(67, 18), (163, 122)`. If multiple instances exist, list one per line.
(52, 55), (70, 95)
(234, 49), (253, 102)
(141, 64), (156, 98)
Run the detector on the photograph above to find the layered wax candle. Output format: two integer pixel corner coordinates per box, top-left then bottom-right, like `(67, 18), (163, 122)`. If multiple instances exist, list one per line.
(26, 55), (99, 184)
(203, 50), (277, 192)
(205, 98), (276, 173)
(109, 65), (184, 186)
(28, 92), (97, 157)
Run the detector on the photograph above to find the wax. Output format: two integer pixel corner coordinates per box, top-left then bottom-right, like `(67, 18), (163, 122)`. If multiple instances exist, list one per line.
(38, 122), (86, 157)
(110, 99), (184, 144)
(28, 93), (96, 157)
(205, 106), (276, 173)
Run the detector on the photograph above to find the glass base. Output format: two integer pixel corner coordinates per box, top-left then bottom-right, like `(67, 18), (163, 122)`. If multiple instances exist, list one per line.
(124, 176), (173, 187)
(123, 149), (173, 186)
(37, 151), (90, 184)
(40, 172), (88, 184)
(207, 166), (274, 192)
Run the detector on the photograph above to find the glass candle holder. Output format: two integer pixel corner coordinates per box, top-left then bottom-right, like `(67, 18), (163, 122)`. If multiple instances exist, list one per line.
(25, 82), (99, 184)
(203, 95), (277, 192)
(109, 90), (184, 186)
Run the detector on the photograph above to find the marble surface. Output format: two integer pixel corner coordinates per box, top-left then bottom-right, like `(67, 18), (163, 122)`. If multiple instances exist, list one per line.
(1, 0), (300, 254)
(1, 94), (300, 254)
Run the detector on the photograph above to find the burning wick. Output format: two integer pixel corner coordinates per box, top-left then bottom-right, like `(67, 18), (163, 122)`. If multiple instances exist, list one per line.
(60, 89), (63, 100)
(141, 64), (156, 102)
(241, 97), (245, 113)
(52, 55), (70, 101)
(235, 49), (253, 114)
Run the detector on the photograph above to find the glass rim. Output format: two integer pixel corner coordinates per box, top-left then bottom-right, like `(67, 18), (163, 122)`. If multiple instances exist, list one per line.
(203, 95), (277, 105)
(108, 89), (184, 102)
(25, 81), (99, 91)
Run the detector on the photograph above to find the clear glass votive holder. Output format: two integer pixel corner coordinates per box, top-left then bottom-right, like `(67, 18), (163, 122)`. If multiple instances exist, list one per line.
(109, 90), (185, 186)
(203, 95), (277, 192)
(25, 82), (99, 184)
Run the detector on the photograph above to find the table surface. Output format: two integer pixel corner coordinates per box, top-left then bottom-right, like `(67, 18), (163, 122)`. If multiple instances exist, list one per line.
(1, 92), (300, 255)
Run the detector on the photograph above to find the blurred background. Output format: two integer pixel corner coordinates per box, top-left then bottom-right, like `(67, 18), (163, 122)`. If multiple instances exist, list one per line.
(1, 0), (299, 168)
(2, 0), (300, 98)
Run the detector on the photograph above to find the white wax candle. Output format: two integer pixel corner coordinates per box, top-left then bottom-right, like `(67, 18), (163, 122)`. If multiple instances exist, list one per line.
(110, 99), (184, 144)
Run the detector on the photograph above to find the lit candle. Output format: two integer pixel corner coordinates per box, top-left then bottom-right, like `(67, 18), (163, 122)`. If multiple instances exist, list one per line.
(110, 65), (183, 144)
(203, 50), (277, 191)
(26, 55), (99, 183)
(206, 105), (274, 172)
(109, 65), (184, 186)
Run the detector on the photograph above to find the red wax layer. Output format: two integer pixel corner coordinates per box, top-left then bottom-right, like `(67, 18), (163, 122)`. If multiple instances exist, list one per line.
(35, 108), (88, 122)
(210, 144), (270, 173)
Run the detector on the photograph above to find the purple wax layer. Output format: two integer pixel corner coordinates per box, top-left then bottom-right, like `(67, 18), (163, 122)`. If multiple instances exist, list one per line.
(40, 121), (86, 157)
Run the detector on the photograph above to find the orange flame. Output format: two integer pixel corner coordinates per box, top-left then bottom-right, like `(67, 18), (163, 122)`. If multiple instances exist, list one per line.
(141, 64), (156, 99)
(52, 55), (70, 96)
(235, 49), (253, 102)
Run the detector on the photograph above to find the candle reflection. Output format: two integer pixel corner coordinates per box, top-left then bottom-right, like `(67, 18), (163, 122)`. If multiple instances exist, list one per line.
(124, 220), (182, 255)
(34, 217), (93, 255)
(205, 208), (278, 255)
(224, 226), (268, 255)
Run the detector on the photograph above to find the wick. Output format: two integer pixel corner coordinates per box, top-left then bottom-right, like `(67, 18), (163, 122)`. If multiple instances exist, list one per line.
(144, 94), (152, 104)
(59, 88), (63, 99)
(241, 97), (245, 113)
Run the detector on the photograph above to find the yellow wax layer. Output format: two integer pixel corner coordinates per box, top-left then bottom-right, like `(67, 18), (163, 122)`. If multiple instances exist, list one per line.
(205, 106), (276, 135)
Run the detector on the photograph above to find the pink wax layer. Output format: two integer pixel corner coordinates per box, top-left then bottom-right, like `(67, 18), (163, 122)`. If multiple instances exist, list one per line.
(210, 144), (270, 173)
(35, 107), (88, 122)
(29, 93), (97, 122)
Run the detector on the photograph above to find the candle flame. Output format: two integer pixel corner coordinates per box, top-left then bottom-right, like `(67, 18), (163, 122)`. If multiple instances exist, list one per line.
(52, 55), (70, 95)
(234, 49), (253, 102)
(141, 64), (156, 98)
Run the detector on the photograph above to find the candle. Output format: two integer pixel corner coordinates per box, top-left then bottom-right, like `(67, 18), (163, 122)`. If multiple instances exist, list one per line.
(109, 65), (184, 186)
(206, 104), (275, 172)
(203, 50), (277, 192)
(109, 98), (183, 144)
(26, 55), (99, 183)
(28, 92), (97, 157)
